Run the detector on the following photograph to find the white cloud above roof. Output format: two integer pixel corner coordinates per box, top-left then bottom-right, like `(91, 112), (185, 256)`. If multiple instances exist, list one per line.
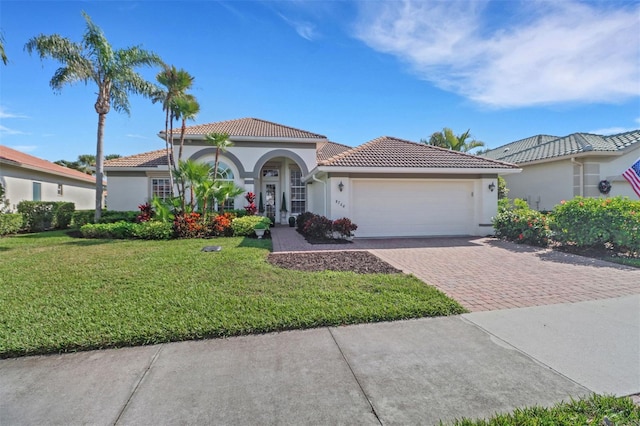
(354, 0), (640, 108)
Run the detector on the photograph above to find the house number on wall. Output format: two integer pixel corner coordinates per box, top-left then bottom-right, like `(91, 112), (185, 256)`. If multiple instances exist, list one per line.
(335, 200), (345, 208)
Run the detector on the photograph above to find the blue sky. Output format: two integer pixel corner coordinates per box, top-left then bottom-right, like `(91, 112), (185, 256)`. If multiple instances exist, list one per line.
(0, 0), (639, 162)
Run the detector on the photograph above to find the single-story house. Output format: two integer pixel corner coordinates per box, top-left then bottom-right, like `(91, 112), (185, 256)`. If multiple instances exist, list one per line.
(105, 118), (519, 238)
(0, 145), (98, 211)
(482, 130), (640, 211)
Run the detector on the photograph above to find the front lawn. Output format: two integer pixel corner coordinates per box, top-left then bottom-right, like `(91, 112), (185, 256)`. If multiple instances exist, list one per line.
(0, 231), (465, 358)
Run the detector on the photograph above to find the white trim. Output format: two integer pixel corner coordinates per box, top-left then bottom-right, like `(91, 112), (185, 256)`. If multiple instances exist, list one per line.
(303, 166), (521, 182)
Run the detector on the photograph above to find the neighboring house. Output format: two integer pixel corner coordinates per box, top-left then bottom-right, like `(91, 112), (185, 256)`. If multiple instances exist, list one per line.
(0, 145), (98, 211)
(483, 131), (640, 211)
(105, 118), (519, 238)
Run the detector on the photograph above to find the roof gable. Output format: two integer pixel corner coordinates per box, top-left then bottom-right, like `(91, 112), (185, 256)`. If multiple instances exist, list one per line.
(484, 130), (640, 164)
(0, 145), (96, 184)
(104, 149), (170, 168)
(320, 136), (518, 169)
(166, 117), (327, 139)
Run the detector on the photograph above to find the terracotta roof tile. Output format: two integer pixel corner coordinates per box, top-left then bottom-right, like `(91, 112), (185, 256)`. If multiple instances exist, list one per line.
(320, 136), (518, 169)
(166, 117), (327, 139)
(104, 149), (170, 168)
(0, 145), (96, 183)
(483, 130), (640, 164)
(316, 141), (352, 162)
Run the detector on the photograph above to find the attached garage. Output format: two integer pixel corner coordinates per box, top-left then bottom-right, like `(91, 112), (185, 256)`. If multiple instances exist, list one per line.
(351, 179), (474, 237)
(305, 136), (520, 238)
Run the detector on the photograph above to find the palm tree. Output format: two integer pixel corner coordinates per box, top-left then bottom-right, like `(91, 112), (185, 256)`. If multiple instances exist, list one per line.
(154, 66), (194, 192)
(1, 33), (8, 65)
(25, 12), (163, 221)
(173, 93), (200, 163)
(214, 181), (244, 213)
(424, 128), (485, 153)
(204, 132), (233, 182)
(177, 160), (212, 211)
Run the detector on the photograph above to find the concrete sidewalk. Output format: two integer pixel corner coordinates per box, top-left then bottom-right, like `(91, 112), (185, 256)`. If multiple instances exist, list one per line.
(2, 295), (637, 425)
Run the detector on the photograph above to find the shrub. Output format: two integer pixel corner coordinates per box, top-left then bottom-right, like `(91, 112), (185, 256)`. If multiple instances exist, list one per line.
(17, 201), (55, 232)
(173, 212), (205, 238)
(80, 221), (173, 240)
(303, 215), (333, 240)
(333, 217), (358, 238)
(100, 210), (139, 224)
(0, 213), (23, 236)
(296, 211), (315, 232)
(80, 221), (135, 239)
(137, 202), (155, 222)
(244, 192), (257, 216)
(131, 221), (173, 240)
(231, 215), (271, 236)
(71, 210), (95, 228)
(551, 196), (640, 252)
(492, 198), (551, 247)
(208, 212), (235, 237)
(52, 202), (74, 229)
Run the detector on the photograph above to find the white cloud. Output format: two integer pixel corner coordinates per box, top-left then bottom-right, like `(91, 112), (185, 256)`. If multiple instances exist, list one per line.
(0, 106), (28, 119)
(589, 126), (633, 135)
(0, 125), (26, 135)
(354, 0), (640, 108)
(10, 145), (37, 153)
(279, 13), (319, 41)
(126, 134), (149, 140)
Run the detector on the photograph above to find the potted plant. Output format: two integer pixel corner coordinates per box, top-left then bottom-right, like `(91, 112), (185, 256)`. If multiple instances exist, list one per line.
(253, 221), (268, 239)
(288, 216), (296, 227)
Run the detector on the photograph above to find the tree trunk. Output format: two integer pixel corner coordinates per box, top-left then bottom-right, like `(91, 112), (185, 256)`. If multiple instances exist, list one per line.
(94, 112), (106, 222)
(164, 108), (174, 198)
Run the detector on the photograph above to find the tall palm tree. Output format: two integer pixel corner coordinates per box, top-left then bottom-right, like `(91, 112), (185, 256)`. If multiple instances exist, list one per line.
(0, 33), (8, 65)
(204, 132), (233, 183)
(25, 12), (163, 221)
(173, 93), (200, 163)
(154, 66), (194, 192)
(424, 128), (485, 153)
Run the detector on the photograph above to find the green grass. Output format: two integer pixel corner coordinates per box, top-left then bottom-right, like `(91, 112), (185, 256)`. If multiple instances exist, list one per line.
(446, 394), (640, 425)
(606, 257), (640, 268)
(0, 230), (465, 358)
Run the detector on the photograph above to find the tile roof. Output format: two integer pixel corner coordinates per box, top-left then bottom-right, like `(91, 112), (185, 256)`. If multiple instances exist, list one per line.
(166, 117), (327, 139)
(0, 145), (96, 183)
(319, 136), (518, 169)
(483, 130), (640, 164)
(316, 141), (352, 163)
(104, 149), (170, 168)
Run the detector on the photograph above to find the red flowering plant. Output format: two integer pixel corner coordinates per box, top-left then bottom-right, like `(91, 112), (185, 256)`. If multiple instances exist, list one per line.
(173, 212), (205, 238)
(137, 202), (155, 222)
(332, 217), (358, 238)
(207, 212), (235, 237)
(492, 198), (551, 247)
(244, 192), (257, 216)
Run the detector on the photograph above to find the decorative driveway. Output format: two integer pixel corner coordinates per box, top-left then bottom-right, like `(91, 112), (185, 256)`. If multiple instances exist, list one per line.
(271, 227), (640, 312)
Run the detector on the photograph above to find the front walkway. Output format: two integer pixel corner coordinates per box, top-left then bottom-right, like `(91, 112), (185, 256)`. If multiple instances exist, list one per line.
(270, 226), (640, 312)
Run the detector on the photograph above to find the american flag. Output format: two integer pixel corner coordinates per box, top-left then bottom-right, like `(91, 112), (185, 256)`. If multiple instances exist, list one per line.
(623, 157), (640, 198)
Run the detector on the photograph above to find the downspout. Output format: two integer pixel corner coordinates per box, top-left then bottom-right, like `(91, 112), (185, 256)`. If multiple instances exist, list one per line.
(311, 173), (327, 216)
(571, 157), (583, 196)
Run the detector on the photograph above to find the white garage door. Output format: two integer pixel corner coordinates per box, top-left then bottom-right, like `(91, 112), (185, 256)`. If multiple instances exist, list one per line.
(351, 179), (474, 237)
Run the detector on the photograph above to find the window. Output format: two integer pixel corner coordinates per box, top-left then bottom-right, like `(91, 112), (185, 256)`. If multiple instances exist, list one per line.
(33, 182), (41, 201)
(290, 169), (305, 214)
(262, 169), (279, 177)
(57, 184), (63, 196)
(208, 161), (235, 210)
(151, 178), (172, 200)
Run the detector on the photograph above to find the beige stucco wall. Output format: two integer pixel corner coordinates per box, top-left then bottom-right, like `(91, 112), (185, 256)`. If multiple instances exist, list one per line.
(599, 148), (640, 199)
(104, 172), (152, 211)
(503, 160), (574, 210)
(0, 164), (96, 211)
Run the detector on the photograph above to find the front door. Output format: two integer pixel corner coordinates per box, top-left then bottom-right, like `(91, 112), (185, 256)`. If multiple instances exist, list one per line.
(262, 182), (279, 224)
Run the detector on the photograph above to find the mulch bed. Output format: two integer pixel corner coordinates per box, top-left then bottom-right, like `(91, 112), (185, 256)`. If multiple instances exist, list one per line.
(267, 251), (401, 274)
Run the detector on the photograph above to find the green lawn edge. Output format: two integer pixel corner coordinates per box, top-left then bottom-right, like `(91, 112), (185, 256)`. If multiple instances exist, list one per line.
(0, 230), (466, 358)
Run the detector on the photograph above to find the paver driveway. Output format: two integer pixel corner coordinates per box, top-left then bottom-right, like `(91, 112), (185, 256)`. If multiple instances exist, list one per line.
(271, 227), (640, 311)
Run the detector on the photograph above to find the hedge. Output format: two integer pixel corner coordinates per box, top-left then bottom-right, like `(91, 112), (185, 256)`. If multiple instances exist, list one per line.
(0, 213), (23, 236)
(16, 201), (75, 232)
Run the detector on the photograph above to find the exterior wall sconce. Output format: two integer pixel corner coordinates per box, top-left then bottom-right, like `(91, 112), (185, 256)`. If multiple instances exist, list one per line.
(488, 182), (496, 192)
(338, 181), (344, 192)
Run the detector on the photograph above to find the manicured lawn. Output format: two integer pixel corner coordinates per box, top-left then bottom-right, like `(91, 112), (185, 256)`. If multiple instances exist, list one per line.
(449, 394), (639, 426)
(0, 231), (465, 358)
